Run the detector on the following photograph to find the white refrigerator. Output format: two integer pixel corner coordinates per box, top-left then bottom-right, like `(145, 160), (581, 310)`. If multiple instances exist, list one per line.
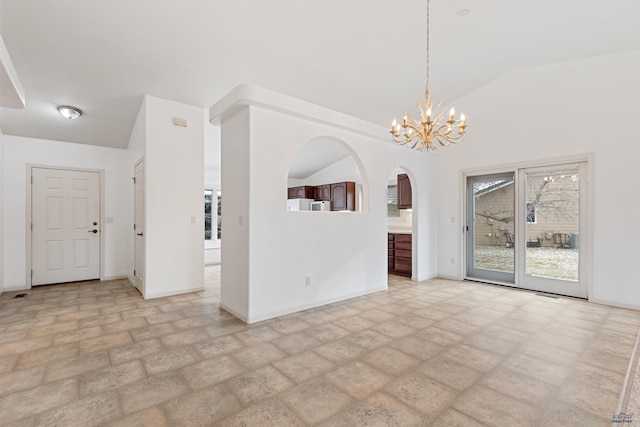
(287, 198), (312, 211)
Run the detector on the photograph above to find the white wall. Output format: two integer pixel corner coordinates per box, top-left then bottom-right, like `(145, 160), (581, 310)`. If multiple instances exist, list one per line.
(128, 97), (146, 157)
(142, 96), (205, 298)
(219, 107), (251, 319)
(212, 85), (438, 323)
(0, 128), (4, 294)
(436, 50), (640, 308)
(2, 135), (132, 290)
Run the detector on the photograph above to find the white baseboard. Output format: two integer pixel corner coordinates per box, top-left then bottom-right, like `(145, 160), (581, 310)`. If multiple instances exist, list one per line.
(412, 274), (438, 281)
(3, 284), (28, 292)
(101, 275), (129, 281)
(245, 285), (388, 324)
(144, 286), (204, 300)
(589, 297), (640, 311)
(219, 303), (248, 323)
(435, 274), (462, 281)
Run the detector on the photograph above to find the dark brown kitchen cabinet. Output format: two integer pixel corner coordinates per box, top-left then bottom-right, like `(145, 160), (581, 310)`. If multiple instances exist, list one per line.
(388, 234), (395, 272)
(330, 181), (356, 211)
(388, 233), (411, 277)
(314, 184), (331, 201)
(287, 186), (314, 199)
(398, 173), (412, 209)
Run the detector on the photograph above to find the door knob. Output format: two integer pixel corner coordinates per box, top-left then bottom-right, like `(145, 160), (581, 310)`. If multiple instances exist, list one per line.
(88, 229), (98, 234)
(137, 232), (144, 237)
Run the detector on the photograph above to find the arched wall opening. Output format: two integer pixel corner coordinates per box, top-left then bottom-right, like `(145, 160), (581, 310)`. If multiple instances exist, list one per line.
(286, 136), (368, 213)
(386, 166), (418, 280)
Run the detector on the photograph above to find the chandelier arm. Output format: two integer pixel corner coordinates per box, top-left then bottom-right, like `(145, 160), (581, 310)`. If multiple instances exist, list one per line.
(432, 109), (446, 123)
(393, 135), (410, 144)
(440, 134), (463, 145)
(417, 102), (427, 121)
(431, 122), (451, 135)
(405, 121), (423, 135)
(435, 136), (451, 147)
(441, 135), (462, 143)
(405, 112), (421, 123)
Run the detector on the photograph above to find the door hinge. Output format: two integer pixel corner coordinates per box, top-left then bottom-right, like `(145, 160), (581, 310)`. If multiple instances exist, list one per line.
(133, 224), (136, 230)
(133, 269), (136, 276)
(30, 223), (33, 231)
(132, 177), (136, 183)
(30, 270), (33, 278)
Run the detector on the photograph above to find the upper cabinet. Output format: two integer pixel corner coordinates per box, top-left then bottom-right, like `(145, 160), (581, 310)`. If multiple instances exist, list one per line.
(288, 186), (314, 199)
(314, 184), (331, 201)
(398, 173), (412, 209)
(331, 181), (356, 211)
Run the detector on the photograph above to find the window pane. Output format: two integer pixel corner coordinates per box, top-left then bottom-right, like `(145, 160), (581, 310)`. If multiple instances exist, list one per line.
(472, 176), (515, 274)
(525, 169), (579, 281)
(526, 202), (536, 224)
(204, 189), (213, 240)
(216, 191), (221, 240)
(387, 185), (399, 217)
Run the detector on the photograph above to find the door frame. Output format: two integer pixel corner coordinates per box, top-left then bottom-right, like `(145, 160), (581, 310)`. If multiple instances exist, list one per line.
(26, 164), (105, 289)
(133, 157), (145, 295)
(461, 153), (594, 299)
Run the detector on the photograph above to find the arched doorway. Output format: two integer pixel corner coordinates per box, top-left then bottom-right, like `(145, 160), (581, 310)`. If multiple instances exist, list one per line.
(286, 136), (367, 213)
(387, 167), (416, 279)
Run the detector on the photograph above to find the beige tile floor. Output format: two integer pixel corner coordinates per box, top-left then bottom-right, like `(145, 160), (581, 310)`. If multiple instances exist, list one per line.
(1, 265), (639, 426)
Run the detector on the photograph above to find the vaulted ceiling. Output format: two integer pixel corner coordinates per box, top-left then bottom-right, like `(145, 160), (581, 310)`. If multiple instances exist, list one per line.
(1, 0), (639, 149)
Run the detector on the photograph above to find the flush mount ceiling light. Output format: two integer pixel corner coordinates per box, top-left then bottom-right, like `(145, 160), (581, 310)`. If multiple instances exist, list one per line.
(57, 105), (82, 120)
(390, 0), (467, 151)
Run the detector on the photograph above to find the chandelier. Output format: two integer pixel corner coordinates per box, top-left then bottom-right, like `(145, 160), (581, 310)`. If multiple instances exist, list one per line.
(390, 0), (467, 151)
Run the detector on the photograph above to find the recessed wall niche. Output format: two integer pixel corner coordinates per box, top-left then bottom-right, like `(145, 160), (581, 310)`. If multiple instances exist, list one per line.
(286, 136), (365, 212)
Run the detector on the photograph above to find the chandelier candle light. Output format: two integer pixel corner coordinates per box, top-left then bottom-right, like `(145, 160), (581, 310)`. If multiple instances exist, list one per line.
(391, 0), (467, 151)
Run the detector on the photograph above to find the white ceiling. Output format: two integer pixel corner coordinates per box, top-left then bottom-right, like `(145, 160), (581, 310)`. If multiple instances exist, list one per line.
(288, 137), (351, 180)
(1, 0), (640, 149)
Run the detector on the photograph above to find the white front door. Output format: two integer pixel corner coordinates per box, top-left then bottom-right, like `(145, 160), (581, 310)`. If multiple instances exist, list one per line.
(133, 158), (145, 294)
(31, 168), (100, 286)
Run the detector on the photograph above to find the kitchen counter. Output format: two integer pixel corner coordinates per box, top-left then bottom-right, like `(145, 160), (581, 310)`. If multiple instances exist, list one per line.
(388, 229), (412, 234)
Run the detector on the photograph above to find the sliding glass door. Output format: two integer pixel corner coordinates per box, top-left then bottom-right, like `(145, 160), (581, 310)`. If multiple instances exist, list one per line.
(518, 163), (587, 298)
(466, 173), (515, 284)
(466, 161), (588, 298)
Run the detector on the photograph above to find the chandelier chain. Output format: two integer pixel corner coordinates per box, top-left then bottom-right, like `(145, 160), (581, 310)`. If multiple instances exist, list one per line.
(425, 0), (430, 96)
